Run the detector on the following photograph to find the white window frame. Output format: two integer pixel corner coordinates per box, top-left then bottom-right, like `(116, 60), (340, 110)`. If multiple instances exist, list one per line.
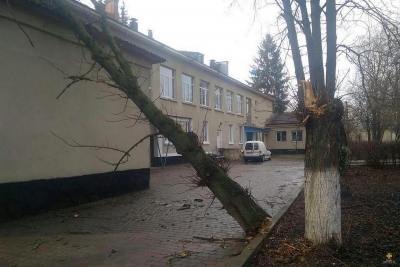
(276, 131), (287, 142)
(227, 91), (233, 112)
(229, 125), (234, 144)
(200, 81), (209, 107)
(202, 121), (209, 144)
(239, 126), (244, 144)
(160, 66), (174, 99)
(292, 130), (303, 142)
(214, 86), (222, 110)
(182, 74), (193, 103)
(237, 94), (243, 114)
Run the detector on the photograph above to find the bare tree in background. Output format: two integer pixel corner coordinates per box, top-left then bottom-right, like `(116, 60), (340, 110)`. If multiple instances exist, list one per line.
(15, 0), (271, 236)
(347, 29), (400, 142)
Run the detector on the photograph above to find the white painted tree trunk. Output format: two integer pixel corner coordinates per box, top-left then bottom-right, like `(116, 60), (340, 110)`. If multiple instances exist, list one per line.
(304, 167), (342, 244)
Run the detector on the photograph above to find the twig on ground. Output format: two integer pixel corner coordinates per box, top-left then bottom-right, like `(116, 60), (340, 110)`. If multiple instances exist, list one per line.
(31, 242), (44, 251)
(283, 243), (298, 250)
(166, 250), (198, 266)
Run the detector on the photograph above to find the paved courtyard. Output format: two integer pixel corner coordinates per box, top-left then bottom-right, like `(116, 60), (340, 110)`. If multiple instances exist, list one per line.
(0, 156), (304, 267)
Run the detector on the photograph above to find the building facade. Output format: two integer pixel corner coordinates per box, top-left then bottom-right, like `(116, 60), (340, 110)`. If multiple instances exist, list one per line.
(147, 51), (274, 164)
(265, 113), (306, 154)
(0, 0), (165, 219)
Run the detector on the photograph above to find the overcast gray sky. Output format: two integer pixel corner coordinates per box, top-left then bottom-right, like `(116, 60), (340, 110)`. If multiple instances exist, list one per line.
(123, 0), (281, 84)
(82, 0), (399, 94)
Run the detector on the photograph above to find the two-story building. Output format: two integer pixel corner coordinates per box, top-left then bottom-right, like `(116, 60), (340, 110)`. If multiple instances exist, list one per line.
(147, 50), (274, 165)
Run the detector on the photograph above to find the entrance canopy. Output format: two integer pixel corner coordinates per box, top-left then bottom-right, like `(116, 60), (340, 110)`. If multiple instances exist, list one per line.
(244, 126), (269, 134)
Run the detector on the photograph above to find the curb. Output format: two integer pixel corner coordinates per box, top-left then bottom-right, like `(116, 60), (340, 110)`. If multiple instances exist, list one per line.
(216, 183), (304, 267)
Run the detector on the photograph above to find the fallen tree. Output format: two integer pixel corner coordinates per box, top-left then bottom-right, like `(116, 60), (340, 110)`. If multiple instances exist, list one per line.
(17, 0), (271, 235)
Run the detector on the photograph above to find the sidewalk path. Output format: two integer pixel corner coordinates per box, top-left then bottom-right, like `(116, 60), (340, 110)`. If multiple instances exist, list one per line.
(0, 158), (303, 267)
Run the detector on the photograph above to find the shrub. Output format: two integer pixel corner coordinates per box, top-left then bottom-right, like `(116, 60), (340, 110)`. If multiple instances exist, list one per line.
(348, 141), (400, 168)
(339, 146), (350, 175)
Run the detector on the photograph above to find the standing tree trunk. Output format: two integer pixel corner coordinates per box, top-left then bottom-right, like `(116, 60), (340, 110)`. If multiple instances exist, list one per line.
(304, 98), (343, 244)
(25, 0), (270, 235)
(282, 0), (343, 244)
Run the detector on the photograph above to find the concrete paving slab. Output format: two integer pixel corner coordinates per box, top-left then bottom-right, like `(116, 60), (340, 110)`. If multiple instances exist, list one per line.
(0, 157), (304, 267)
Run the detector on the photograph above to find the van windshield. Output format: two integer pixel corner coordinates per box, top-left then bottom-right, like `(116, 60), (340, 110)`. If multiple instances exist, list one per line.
(245, 143), (253, 150)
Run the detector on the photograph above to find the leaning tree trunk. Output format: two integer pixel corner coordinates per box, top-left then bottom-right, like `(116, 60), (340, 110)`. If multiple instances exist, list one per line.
(304, 98), (343, 244)
(28, 0), (270, 235)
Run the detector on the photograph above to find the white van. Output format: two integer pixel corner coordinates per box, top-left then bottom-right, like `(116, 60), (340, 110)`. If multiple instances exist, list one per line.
(243, 141), (271, 162)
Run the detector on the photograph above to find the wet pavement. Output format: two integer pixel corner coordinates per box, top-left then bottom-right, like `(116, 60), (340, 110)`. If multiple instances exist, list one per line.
(0, 156), (304, 267)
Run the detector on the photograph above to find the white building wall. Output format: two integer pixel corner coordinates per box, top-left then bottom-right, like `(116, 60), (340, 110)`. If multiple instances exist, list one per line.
(0, 5), (152, 184)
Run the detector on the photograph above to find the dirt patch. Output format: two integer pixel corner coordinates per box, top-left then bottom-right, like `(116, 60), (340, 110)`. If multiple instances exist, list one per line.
(253, 166), (400, 266)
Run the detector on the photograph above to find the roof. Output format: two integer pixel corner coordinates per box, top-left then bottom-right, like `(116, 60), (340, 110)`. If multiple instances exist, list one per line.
(266, 113), (299, 125)
(114, 37), (166, 64)
(16, 0), (166, 64)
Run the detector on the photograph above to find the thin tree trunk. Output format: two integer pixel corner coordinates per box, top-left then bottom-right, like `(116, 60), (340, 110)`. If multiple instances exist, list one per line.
(310, 0), (325, 92)
(282, 0), (305, 105)
(29, 0), (270, 235)
(326, 0), (336, 98)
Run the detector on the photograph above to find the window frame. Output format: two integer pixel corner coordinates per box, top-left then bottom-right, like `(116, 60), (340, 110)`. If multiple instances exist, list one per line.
(276, 131), (287, 142)
(239, 125), (244, 144)
(200, 80), (209, 107)
(237, 94), (243, 114)
(160, 65), (175, 99)
(227, 91), (233, 112)
(182, 74), (194, 103)
(202, 121), (209, 143)
(214, 86), (222, 110)
(229, 124), (234, 144)
(291, 130), (303, 142)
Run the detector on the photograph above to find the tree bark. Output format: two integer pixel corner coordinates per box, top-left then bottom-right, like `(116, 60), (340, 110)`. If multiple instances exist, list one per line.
(27, 0), (270, 235)
(304, 99), (343, 244)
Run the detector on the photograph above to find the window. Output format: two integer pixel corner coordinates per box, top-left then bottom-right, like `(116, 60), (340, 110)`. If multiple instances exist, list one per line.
(276, 131), (287, 142)
(229, 125), (234, 144)
(292, 130), (303, 142)
(237, 94), (243, 114)
(245, 142), (259, 150)
(214, 86), (222, 109)
(246, 98), (252, 125)
(160, 66), (174, 99)
(239, 126), (244, 144)
(200, 81), (209, 106)
(182, 74), (193, 103)
(202, 121), (209, 143)
(227, 91), (233, 112)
